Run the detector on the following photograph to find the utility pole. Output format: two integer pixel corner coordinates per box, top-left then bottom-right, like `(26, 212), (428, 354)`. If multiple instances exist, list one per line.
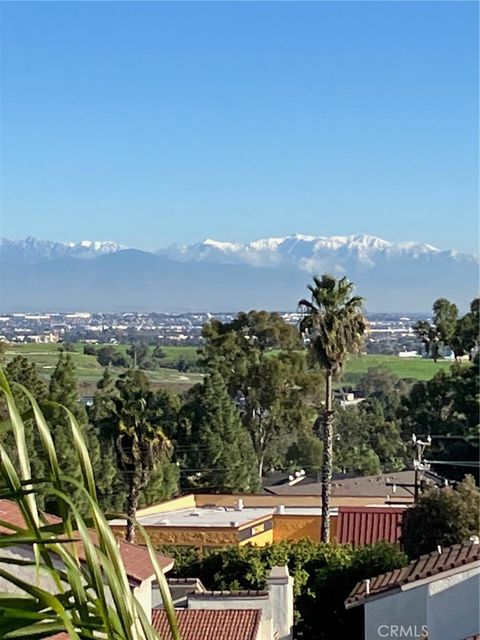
(412, 434), (432, 503)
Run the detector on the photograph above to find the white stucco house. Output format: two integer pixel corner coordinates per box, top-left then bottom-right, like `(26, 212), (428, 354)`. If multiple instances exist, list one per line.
(345, 541), (480, 640)
(153, 565), (294, 640)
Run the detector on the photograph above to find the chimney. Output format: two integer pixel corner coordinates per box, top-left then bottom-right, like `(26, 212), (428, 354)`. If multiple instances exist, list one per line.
(266, 566), (294, 640)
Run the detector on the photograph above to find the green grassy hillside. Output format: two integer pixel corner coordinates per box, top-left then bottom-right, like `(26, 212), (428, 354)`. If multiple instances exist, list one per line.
(3, 343), (453, 395)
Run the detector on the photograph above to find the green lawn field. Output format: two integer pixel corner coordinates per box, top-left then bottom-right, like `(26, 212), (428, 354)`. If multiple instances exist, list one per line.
(3, 343), (454, 395)
(3, 343), (203, 394)
(343, 354), (452, 383)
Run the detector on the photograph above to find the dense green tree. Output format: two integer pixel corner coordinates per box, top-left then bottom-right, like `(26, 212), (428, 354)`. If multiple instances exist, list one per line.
(88, 369), (126, 511)
(286, 430), (323, 474)
(83, 344), (97, 356)
(177, 370), (260, 493)
(401, 476), (480, 559)
(297, 542), (407, 639)
(432, 298), (459, 347)
(44, 353), (100, 514)
(238, 351), (321, 477)
(89, 367), (116, 423)
(299, 274), (367, 542)
(96, 346), (128, 368)
(413, 319), (440, 361)
(399, 358), (479, 481)
(126, 343), (149, 369)
(334, 404), (406, 475)
(152, 346), (167, 362)
(201, 310), (301, 393)
(98, 369), (178, 541)
(202, 311), (320, 474)
(2, 356), (48, 507)
(414, 297), (477, 361)
(164, 540), (407, 640)
(356, 366), (411, 420)
(451, 297), (480, 358)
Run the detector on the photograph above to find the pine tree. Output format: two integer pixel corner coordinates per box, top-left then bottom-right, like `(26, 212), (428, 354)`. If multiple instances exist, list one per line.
(179, 370), (260, 493)
(3, 356), (48, 508)
(46, 353), (101, 514)
(89, 368), (127, 512)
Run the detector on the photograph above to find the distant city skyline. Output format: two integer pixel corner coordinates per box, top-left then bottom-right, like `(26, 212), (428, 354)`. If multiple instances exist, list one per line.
(1, 2), (478, 254)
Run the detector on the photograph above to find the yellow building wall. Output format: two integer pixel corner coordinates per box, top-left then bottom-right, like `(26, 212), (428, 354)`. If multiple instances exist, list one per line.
(111, 512), (339, 549)
(135, 494), (196, 517)
(112, 525), (239, 548)
(272, 514), (338, 543)
(239, 528), (274, 547)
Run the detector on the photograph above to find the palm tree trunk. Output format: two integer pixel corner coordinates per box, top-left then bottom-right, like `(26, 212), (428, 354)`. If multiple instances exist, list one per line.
(321, 370), (334, 543)
(258, 450), (265, 479)
(125, 471), (141, 543)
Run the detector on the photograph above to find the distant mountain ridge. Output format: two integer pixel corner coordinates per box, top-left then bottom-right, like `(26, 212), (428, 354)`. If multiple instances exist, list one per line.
(160, 233), (475, 272)
(0, 237), (125, 262)
(0, 234), (477, 312)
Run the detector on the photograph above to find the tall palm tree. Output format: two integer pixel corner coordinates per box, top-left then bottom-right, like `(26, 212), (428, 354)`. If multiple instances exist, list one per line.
(104, 370), (172, 543)
(299, 274), (367, 542)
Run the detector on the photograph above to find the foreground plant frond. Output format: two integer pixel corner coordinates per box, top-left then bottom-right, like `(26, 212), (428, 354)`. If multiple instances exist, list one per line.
(0, 370), (179, 639)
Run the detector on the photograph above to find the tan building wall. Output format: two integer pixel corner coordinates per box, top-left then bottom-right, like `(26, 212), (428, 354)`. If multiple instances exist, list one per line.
(193, 494), (408, 509)
(112, 525), (240, 548)
(273, 514), (320, 543)
(111, 514), (340, 548)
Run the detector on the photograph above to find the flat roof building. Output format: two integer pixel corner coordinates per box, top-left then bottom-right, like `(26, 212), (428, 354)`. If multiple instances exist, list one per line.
(110, 493), (409, 548)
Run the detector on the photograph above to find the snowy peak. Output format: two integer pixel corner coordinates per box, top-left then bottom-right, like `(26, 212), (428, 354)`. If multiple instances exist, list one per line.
(1, 234), (475, 276)
(160, 233), (455, 272)
(0, 237), (126, 262)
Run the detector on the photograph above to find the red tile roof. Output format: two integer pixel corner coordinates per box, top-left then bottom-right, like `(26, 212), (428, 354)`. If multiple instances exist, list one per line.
(346, 542), (480, 607)
(337, 506), (407, 545)
(189, 589), (268, 598)
(152, 609), (261, 640)
(0, 500), (173, 582)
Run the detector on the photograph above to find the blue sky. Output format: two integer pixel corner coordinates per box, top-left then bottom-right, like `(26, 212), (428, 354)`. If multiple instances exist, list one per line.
(1, 1), (478, 253)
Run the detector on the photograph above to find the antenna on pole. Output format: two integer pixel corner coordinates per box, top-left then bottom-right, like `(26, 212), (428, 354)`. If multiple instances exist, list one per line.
(412, 435), (432, 503)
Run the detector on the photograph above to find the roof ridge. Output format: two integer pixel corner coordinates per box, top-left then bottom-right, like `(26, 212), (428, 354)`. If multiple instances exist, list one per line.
(346, 541), (480, 607)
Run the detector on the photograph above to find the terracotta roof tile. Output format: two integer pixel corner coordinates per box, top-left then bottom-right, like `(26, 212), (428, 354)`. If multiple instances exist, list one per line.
(0, 500), (173, 582)
(337, 506), (406, 545)
(189, 589), (268, 597)
(346, 542), (480, 607)
(152, 609), (261, 640)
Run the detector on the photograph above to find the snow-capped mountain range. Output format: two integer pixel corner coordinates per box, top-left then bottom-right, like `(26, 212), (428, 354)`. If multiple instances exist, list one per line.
(2, 233), (474, 271)
(160, 233), (473, 272)
(0, 237), (125, 262)
(0, 234), (477, 312)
